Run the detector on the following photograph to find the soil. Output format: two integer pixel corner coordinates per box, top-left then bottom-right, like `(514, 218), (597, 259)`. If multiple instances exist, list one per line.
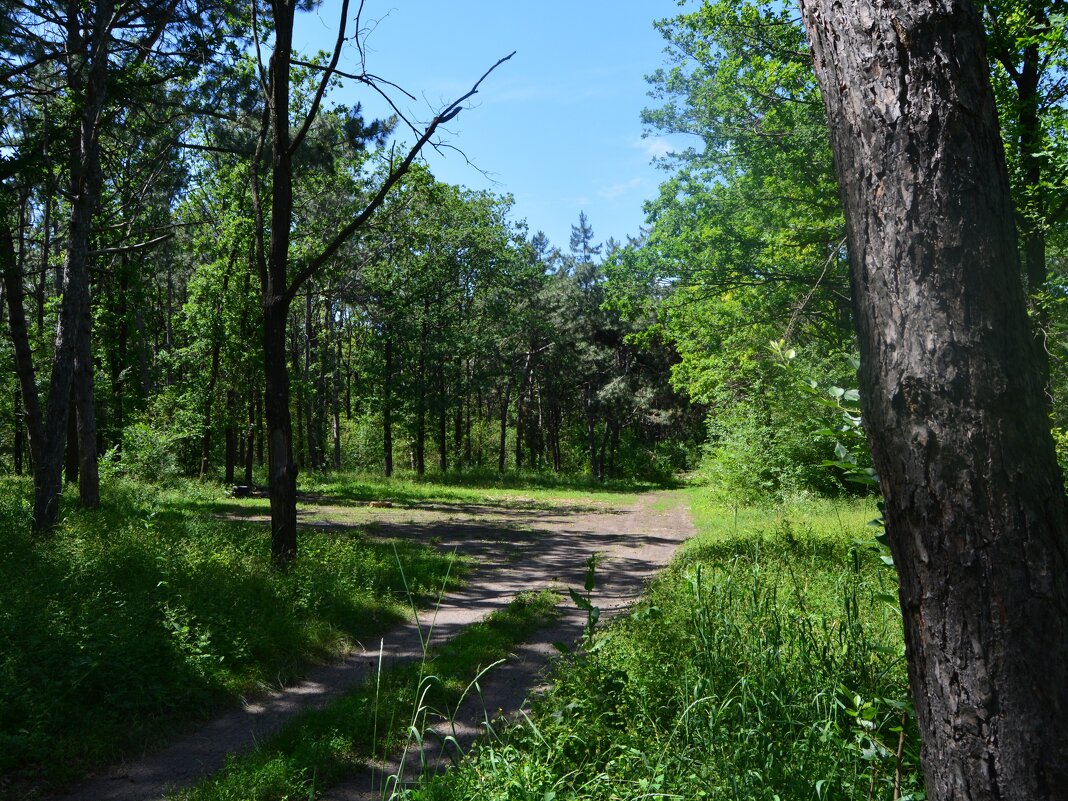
(54, 490), (695, 801)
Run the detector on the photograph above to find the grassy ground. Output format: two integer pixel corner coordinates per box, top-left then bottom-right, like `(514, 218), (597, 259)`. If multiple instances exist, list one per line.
(413, 490), (926, 801)
(171, 590), (560, 801)
(295, 469), (664, 509)
(0, 476), (464, 799)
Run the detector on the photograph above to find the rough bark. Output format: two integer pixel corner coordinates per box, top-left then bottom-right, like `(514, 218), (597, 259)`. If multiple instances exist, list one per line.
(33, 0), (110, 530)
(799, 1), (1068, 798)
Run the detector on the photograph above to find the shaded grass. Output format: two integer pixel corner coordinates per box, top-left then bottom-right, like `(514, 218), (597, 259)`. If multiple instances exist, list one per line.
(0, 477), (464, 799)
(171, 590), (560, 801)
(414, 491), (924, 801)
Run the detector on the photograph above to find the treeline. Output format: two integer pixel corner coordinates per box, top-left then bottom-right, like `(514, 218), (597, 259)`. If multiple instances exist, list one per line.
(0, 12), (698, 498)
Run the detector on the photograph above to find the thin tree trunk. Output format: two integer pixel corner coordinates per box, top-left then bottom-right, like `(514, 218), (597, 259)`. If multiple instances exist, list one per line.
(437, 362), (447, 473)
(293, 323), (305, 469)
(415, 372), (426, 477)
(497, 376), (512, 473)
(14, 388), (24, 475)
(329, 299), (342, 471)
(244, 389), (255, 485)
(383, 336), (393, 477)
(224, 389), (237, 485)
(199, 260), (233, 479)
(800, 2), (1068, 797)
(304, 290), (317, 470)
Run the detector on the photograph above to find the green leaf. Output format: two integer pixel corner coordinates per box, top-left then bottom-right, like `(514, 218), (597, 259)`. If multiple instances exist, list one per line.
(569, 587), (593, 612)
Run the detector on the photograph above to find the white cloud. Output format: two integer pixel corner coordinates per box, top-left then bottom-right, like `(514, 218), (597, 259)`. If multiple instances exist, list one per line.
(597, 177), (644, 200)
(634, 136), (674, 158)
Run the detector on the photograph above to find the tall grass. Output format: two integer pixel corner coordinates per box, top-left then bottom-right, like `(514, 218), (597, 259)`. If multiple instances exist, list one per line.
(0, 476), (463, 798)
(171, 591), (560, 801)
(413, 494), (924, 801)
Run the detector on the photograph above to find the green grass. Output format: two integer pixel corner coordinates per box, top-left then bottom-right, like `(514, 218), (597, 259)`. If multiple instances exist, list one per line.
(0, 476), (464, 799)
(413, 491), (925, 801)
(294, 469), (665, 509)
(171, 590), (561, 801)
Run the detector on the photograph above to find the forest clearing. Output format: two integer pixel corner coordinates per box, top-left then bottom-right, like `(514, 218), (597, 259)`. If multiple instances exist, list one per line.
(3, 0), (1068, 799)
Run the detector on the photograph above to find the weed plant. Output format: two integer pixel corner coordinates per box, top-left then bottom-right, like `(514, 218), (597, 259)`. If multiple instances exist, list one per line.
(0, 476), (463, 798)
(413, 494), (924, 801)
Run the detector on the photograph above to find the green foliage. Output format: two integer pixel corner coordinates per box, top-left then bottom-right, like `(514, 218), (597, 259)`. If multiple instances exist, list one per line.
(413, 495), (923, 801)
(695, 344), (861, 503)
(104, 422), (185, 484)
(0, 476), (462, 797)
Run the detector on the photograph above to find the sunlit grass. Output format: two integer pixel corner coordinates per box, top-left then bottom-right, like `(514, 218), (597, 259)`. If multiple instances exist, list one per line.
(413, 489), (923, 801)
(0, 476), (464, 799)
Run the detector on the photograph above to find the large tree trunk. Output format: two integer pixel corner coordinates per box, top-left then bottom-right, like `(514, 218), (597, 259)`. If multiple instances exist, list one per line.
(800, 2), (1068, 798)
(259, 0), (298, 567)
(34, 0), (110, 530)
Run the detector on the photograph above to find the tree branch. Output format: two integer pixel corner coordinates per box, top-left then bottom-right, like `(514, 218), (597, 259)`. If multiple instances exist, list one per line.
(288, 0), (352, 157)
(284, 50), (516, 304)
(88, 232), (174, 256)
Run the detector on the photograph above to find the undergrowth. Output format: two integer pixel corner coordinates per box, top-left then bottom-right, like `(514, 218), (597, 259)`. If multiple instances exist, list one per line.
(412, 494), (925, 801)
(0, 476), (464, 798)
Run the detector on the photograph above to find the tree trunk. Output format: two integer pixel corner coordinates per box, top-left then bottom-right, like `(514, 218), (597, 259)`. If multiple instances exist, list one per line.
(293, 323), (305, 469)
(33, 0), (111, 529)
(437, 362), (447, 473)
(263, 298), (298, 566)
(800, 2), (1068, 798)
(258, 0), (298, 567)
(14, 388), (24, 475)
(224, 389), (237, 485)
(329, 300), (342, 471)
(498, 376), (512, 473)
(304, 290), (318, 471)
(383, 336), (393, 477)
(244, 389), (255, 485)
(199, 261), (233, 479)
(414, 322), (426, 476)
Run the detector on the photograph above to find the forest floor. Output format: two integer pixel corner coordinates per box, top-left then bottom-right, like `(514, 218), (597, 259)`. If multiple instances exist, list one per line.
(54, 487), (695, 801)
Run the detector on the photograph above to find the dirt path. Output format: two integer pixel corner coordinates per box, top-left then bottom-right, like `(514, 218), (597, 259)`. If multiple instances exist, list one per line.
(56, 491), (694, 801)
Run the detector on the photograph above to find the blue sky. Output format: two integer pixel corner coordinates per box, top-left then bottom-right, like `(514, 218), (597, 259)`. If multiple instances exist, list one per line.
(294, 1), (689, 251)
